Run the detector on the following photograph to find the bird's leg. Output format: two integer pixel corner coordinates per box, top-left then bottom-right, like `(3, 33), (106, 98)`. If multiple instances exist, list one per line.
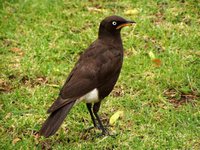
(86, 103), (97, 128)
(93, 102), (109, 135)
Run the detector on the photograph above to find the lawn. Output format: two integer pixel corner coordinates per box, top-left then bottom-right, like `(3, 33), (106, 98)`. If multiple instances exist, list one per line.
(0, 0), (200, 149)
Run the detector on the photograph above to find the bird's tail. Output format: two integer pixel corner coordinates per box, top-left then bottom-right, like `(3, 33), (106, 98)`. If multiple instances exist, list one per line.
(39, 101), (75, 138)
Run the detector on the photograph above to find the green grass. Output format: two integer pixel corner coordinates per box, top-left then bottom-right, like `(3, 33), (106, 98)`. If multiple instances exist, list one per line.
(1, 0), (200, 149)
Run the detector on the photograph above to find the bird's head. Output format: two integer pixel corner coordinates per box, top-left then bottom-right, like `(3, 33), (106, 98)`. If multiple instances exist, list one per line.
(98, 15), (136, 39)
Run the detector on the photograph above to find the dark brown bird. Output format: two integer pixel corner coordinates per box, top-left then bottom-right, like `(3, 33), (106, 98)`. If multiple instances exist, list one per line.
(39, 15), (135, 138)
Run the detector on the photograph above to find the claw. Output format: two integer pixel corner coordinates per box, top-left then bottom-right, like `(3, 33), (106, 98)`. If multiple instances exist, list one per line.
(83, 126), (95, 133)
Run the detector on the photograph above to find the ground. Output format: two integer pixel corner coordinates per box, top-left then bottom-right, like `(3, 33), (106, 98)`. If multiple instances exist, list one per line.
(0, 0), (200, 149)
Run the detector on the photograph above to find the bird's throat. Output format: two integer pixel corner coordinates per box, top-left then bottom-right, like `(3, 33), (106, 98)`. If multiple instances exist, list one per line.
(98, 27), (122, 42)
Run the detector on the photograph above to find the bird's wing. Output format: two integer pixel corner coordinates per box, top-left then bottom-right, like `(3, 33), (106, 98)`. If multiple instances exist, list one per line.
(47, 58), (99, 113)
(48, 45), (122, 113)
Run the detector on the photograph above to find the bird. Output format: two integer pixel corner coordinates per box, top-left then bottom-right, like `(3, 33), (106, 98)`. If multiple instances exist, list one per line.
(39, 15), (135, 138)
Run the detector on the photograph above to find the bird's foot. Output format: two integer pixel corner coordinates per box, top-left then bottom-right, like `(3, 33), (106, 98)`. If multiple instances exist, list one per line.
(94, 124), (101, 130)
(83, 124), (104, 133)
(102, 127), (110, 135)
(95, 127), (110, 138)
(83, 126), (95, 133)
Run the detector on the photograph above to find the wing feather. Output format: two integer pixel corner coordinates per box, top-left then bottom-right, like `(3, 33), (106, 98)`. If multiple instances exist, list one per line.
(47, 41), (122, 113)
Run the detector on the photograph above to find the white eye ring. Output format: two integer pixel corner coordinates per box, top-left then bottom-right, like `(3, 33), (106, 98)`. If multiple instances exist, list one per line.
(112, 21), (117, 26)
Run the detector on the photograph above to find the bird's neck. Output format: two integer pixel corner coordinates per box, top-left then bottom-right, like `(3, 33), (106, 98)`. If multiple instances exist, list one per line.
(98, 28), (122, 44)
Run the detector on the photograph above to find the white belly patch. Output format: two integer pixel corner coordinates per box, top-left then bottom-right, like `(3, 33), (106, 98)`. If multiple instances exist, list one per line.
(77, 88), (99, 104)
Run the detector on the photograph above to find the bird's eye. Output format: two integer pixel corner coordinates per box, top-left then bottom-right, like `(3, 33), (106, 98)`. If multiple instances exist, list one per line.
(112, 21), (117, 26)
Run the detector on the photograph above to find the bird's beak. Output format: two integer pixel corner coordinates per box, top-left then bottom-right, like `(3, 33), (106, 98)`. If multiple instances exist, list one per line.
(116, 20), (136, 30)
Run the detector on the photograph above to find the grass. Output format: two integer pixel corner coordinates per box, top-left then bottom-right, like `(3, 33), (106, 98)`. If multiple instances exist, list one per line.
(0, 0), (200, 149)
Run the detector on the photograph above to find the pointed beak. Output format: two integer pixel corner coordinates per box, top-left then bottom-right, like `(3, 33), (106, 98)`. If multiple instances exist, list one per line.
(116, 20), (136, 30)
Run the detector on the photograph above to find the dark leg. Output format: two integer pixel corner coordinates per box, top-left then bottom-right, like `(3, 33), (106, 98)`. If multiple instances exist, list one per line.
(86, 103), (97, 127)
(93, 102), (108, 135)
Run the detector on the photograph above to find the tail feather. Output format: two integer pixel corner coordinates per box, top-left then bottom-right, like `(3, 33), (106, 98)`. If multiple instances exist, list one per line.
(39, 101), (75, 138)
